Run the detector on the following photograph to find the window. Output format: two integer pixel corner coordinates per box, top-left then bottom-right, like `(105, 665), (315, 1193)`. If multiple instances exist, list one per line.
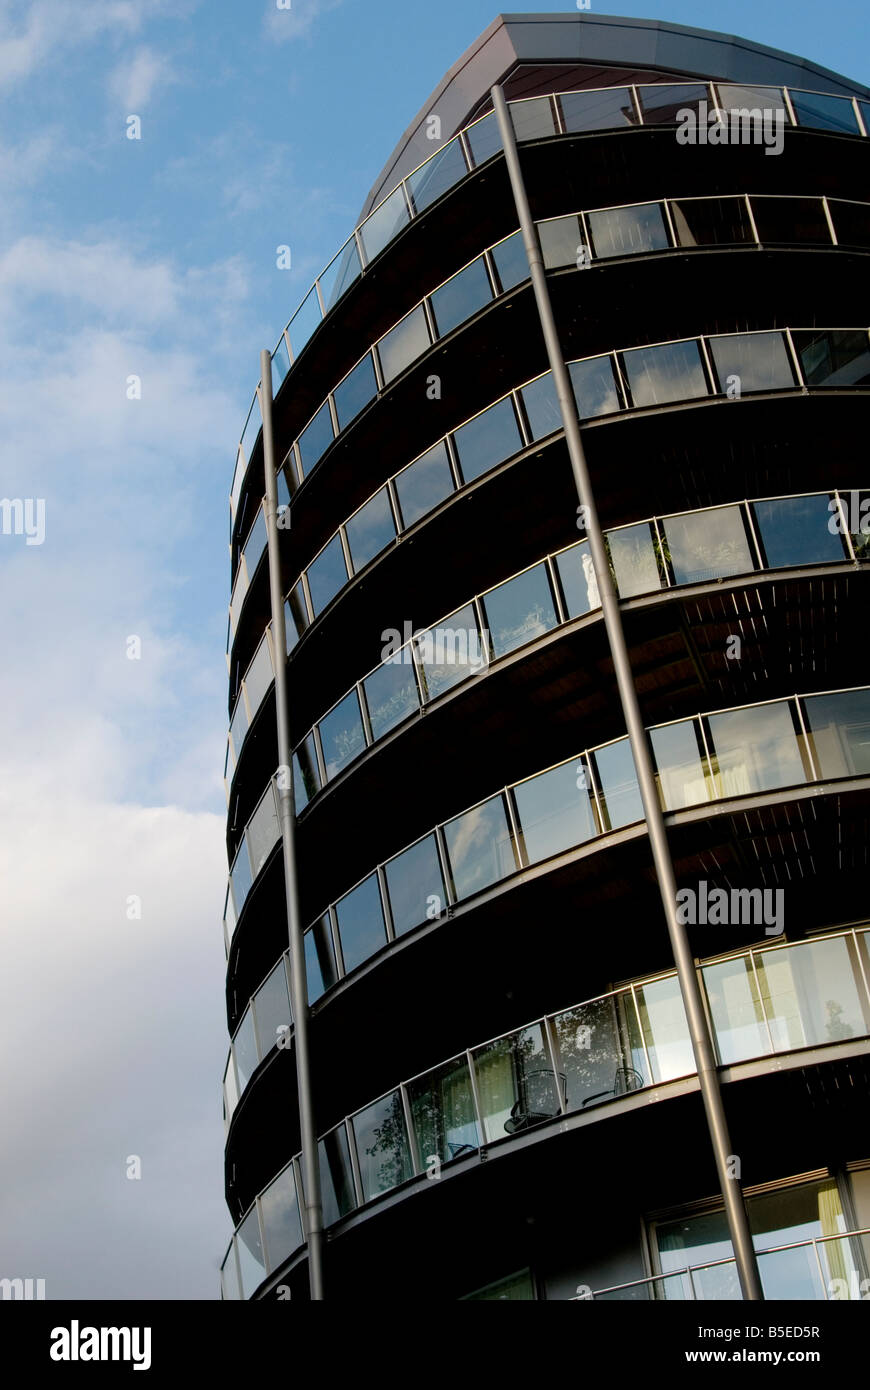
(758, 936), (867, 1051)
(415, 602), (485, 700)
(555, 540), (600, 617)
(242, 508), (267, 576)
(569, 355), (622, 417)
(293, 732), (320, 814)
(232, 1008), (258, 1091)
(510, 96), (555, 141)
(708, 331), (795, 395)
(230, 838), (253, 913)
(333, 353), (378, 430)
(591, 739), (643, 829)
(306, 533), (348, 615)
(513, 757), (598, 864)
(715, 84), (787, 118)
(384, 834), (445, 936)
(521, 372), (561, 441)
(472, 1024), (557, 1142)
(286, 285), (322, 360)
(259, 1165), (302, 1272)
(670, 196), (753, 247)
(229, 696), (248, 760)
(661, 505), (753, 584)
(318, 1126), (357, 1225)
(586, 203), (669, 258)
(622, 339), (708, 408)
(345, 487), (396, 572)
(538, 214), (585, 270)
(285, 583), (308, 655)
(358, 185), (409, 263)
(464, 110), (500, 166)
(318, 689), (366, 781)
(607, 521), (662, 597)
(634, 975), (694, 1082)
(462, 1270), (536, 1301)
(791, 329), (870, 386)
(297, 400), (334, 475)
(828, 200), (870, 250)
(481, 563), (558, 658)
(559, 87), (638, 132)
(490, 231), (528, 292)
(553, 992), (645, 1112)
(442, 794), (516, 899)
(363, 652), (420, 740)
(751, 494), (845, 568)
(408, 1054), (481, 1167)
(305, 916), (337, 1001)
(429, 257), (492, 337)
(406, 135), (468, 213)
(252, 958), (291, 1058)
(790, 90), (860, 134)
(246, 784), (279, 877)
(394, 440), (454, 528)
(637, 83), (709, 124)
(377, 304), (430, 383)
(318, 236), (362, 313)
(702, 954), (770, 1064)
(649, 719), (712, 810)
(351, 1092), (413, 1201)
(244, 635), (273, 716)
(452, 397), (522, 483)
(750, 196), (830, 245)
(335, 873), (387, 974)
(236, 1206), (267, 1299)
(705, 701), (806, 797)
(802, 689), (870, 777)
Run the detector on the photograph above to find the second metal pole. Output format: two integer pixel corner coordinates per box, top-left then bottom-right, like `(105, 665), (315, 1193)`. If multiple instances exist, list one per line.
(259, 348), (325, 1301)
(490, 85), (762, 1301)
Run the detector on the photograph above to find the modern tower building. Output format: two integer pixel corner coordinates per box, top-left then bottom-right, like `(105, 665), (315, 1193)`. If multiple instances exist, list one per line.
(220, 14), (870, 1302)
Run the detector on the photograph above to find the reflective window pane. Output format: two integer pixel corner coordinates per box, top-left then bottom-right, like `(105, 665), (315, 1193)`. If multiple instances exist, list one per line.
(513, 757), (597, 864)
(750, 196), (830, 245)
(384, 834), (445, 936)
(607, 521), (662, 597)
(236, 1206), (266, 1299)
(430, 257), (492, 337)
(481, 563), (558, 658)
(272, 335), (291, 394)
(335, 872), (387, 974)
(587, 203), (669, 258)
(464, 110), (500, 166)
(345, 487), (396, 573)
(538, 214), (585, 270)
(472, 1024), (557, 1142)
(443, 794), (516, 899)
(716, 84), (787, 118)
(637, 83), (709, 124)
(790, 90), (860, 134)
(490, 230), (528, 293)
(757, 937), (866, 1051)
(409, 1054), (481, 1165)
(293, 732), (321, 814)
(840, 488), (870, 560)
(318, 235), (362, 313)
(510, 95), (556, 141)
(246, 783), (279, 878)
(318, 1126), (357, 1225)
(828, 199), (870, 250)
(569, 354), (621, 417)
(752, 494), (845, 568)
(230, 837), (253, 912)
(286, 285), (322, 360)
(333, 353), (377, 431)
(260, 1164), (302, 1272)
(318, 688), (365, 781)
(305, 915), (337, 1001)
(708, 330), (794, 395)
(253, 958), (291, 1058)
(553, 992), (648, 1112)
(394, 440), (454, 528)
(452, 397), (522, 483)
(559, 87), (638, 132)
(415, 602), (485, 700)
(306, 533), (348, 616)
(297, 400), (334, 476)
(358, 184), (410, 264)
(229, 695), (248, 760)
(243, 507), (267, 576)
(592, 739), (643, 830)
(362, 652), (419, 741)
(792, 329), (870, 386)
(406, 135), (468, 213)
(352, 1091), (413, 1201)
(244, 635), (274, 718)
(555, 537), (600, 617)
(622, 339), (708, 407)
(662, 505), (753, 583)
(650, 719), (712, 811)
(241, 399), (260, 468)
(521, 372), (561, 441)
(285, 582), (309, 655)
(803, 689), (870, 778)
(377, 304), (430, 384)
(233, 1008), (258, 1090)
(634, 975), (694, 1082)
(702, 955), (769, 1064)
(671, 196), (753, 246)
(221, 1243), (241, 1301)
(706, 701), (806, 796)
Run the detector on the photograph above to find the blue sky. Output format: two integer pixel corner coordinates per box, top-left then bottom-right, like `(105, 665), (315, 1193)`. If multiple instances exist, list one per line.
(0, 0), (866, 1300)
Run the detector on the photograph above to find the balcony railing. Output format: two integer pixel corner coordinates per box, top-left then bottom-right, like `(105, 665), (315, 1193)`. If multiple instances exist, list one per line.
(220, 925), (870, 1298)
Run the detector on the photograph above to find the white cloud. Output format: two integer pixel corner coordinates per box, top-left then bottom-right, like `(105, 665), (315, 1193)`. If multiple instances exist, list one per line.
(108, 45), (175, 110)
(263, 0), (345, 44)
(0, 1), (143, 88)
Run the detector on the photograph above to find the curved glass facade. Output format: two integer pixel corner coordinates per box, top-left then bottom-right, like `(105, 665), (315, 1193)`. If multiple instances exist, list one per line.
(221, 925), (870, 1298)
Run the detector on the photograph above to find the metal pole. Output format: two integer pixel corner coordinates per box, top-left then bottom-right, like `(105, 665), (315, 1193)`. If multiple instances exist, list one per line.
(259, 349), (325, 1301)
(490, 85), (763, 1301)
